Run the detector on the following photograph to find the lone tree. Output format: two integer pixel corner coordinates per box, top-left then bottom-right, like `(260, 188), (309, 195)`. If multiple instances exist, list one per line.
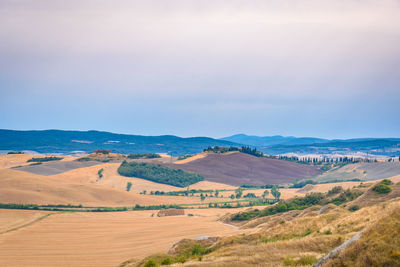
(262, 189), (269, 199)
(271, 185), (281, 200)
(235, 188), (244, 198)
(126, 182), (132, 192)
(200, 193), (206, 201)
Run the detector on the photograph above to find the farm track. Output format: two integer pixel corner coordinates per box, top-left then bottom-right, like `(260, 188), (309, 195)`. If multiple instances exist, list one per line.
(0, 212), (55, 235)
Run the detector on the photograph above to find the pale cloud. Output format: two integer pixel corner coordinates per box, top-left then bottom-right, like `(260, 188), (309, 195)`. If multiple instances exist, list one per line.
(0, 0), (399, 137)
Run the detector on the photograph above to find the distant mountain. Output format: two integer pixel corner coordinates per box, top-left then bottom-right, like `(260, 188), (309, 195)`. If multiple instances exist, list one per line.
(221, 134), (329, 147)
(0, 129), (241, 156)
(260, 139), (400, 156)
(221, 134), (400, 156)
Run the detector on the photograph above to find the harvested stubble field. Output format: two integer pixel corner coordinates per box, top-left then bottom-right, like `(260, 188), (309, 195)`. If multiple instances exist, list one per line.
(0, 208), (246, 267)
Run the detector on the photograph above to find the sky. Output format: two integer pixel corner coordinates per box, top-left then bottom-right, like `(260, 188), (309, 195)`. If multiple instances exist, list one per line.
(1, 0), (399, 139)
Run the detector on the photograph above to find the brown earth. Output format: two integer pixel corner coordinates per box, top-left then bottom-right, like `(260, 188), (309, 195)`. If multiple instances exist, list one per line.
(165, 152), (323, 186)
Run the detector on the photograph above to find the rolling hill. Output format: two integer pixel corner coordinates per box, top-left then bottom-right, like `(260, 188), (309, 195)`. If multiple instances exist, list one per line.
(222, 134), (400, 156)
(0, 129), (240, 156)
(165, 152), (323, 186)
(221, 134), (329, 146)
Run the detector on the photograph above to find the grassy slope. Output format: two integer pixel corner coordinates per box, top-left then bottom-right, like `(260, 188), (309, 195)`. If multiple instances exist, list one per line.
(309, 161), (400, 183)
(127, 181), (400, 266)
(324, 208), (400, 266)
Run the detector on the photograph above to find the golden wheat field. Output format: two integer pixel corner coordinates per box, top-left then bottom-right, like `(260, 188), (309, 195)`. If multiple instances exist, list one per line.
(0, 208), (247, 267)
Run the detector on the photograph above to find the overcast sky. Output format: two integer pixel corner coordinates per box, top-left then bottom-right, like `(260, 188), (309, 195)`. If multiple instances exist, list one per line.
(1, 0), (399, 138)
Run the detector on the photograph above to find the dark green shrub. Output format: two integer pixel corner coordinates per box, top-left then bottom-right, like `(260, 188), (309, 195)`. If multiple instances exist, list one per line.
(324, 229), (332, 235)
(327, 186), (343, 196)
(161, 257), (173, 265)
(373, 184), (392, 194)
(144, 258), (158, 267)
(381, 179), (393, 185)
(349, 205), (360, 212)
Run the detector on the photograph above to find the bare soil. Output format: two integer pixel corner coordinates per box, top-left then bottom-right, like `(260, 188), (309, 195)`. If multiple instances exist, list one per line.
(165, 152), (322, 186)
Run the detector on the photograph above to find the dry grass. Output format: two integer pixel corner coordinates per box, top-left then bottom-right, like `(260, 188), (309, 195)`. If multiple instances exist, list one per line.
(174, 153), (207, 164)
(0, 168), (212, 206)
(171, 182), (400, 266)
(324, 207), (400, 266)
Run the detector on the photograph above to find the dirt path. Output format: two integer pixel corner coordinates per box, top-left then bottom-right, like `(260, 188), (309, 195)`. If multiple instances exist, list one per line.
(0, 212), (55, 235)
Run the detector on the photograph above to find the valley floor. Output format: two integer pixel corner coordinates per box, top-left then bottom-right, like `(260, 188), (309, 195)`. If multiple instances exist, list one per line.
(0, 208), (247, 267)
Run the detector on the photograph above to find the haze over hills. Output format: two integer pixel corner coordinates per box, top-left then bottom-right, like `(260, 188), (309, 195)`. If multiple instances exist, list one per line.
(0, 129), (240, 156)
(1, 129), (399, 156)
(221, 134), (330, 146)
(222, 134), (400, 156)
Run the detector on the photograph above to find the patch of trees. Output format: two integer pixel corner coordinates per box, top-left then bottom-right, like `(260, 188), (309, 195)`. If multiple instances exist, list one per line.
(7, 151), (24, 154)
(243, 193), (257, 198)
(149, 189), (214, 196)
(27, 156), (63, 163)
(203, 146), (264, 157)
(94, 150), (110, 154)
(133, 204), (182, 211)
(177, 154), (193, 160)
(0, 203), (39, 210)
(117, 161), (204, 187)
(232, 193), (325, 221)
(240, 184), (283, 189)
(330, 188), (363, 205)
(127, 153), (161, 159)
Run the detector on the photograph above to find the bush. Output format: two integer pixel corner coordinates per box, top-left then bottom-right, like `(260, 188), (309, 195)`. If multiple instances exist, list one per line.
(373, 184), (392, 194)
(324, 229), (332, 235)
(349, 205), (360, 212)
(381, 179), (393, 185)
(161, 257), (173, 265)
(327, 186), (343, 196)
(331, 189), (363, 205)
(118, 161), (204, 187)
(144, 258), (158, 267)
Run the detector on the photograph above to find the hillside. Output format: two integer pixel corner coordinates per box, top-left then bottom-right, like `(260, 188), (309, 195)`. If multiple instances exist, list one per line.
(165, 152), (322, 186)
(126, 180), (400, 267)
(0, 129), (240, 156)
(222, 134), (400, 156)
(309, 161), (400, 183)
